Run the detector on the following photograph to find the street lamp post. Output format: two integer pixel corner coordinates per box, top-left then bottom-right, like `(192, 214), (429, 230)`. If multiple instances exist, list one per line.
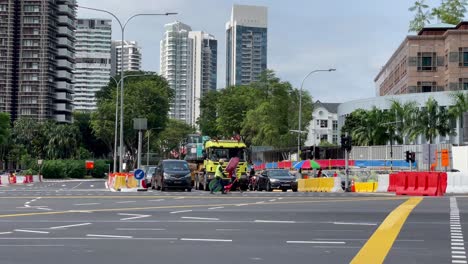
(297, 69), (336, 159)
(78, 6), (177, 172)
(109, 74), (150, 173)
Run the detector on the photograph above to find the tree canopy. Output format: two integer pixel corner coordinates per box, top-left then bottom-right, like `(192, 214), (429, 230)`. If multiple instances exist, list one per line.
(409, 0), (468, 32)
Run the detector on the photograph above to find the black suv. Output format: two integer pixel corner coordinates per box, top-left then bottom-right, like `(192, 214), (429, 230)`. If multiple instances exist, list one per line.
(152, 160), (192, 192)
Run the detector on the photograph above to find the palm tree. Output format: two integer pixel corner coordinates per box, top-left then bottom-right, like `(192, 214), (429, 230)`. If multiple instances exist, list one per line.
(389, 100), (419, 144)
(409, 0), (433, 32)
(351, 107), (390, 146)
(449, 91), (468, 144)
(411, 98), (455, 143)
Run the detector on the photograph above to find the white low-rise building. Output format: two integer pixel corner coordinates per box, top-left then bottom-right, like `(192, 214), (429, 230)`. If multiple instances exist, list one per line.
(305, 101), (339, 146)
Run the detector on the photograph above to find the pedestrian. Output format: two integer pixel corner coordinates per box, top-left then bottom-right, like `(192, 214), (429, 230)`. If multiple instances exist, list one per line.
(317, 168), (323, 178)
(210, 159), (226, 194)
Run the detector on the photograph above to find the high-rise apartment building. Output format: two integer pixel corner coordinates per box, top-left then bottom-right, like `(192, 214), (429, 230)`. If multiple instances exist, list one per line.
(188, 31), (217, 125)
(0, 0), (76, 123)
(226, 4), (267, 87)
(74, 18), (111, 112)
(160, 21), (193, 124)
(376, 22), (468, 96)
(111, 40), (141, 76)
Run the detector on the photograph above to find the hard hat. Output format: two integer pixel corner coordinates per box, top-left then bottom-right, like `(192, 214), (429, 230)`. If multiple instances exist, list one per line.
(219, 159), (225, 163)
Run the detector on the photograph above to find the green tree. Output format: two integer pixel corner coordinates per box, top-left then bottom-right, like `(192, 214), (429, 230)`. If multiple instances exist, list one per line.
(449, 91), (468, 142)
(197, 90), (221, 137)
(0, 113), (10, 170)
(155, 119), (195, 159)
(389, 100), (419, 144)
(411, 98), (455, 143)
(45, 123), (80, 159)
(409, 0), (433, 32)
(73, 112), (108, 158)
(350, 107), (391, 146)
(432, 0), (467, 25)
(91, 72), (173, 166)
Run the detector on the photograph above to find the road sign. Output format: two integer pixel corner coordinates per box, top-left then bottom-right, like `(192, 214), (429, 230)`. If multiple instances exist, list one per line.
(134, 169), (145, 180)
(85, 160), (94, 170)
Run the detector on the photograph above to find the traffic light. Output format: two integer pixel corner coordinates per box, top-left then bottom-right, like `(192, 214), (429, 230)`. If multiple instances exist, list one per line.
(405, 151), (410, 163)
(410, 152), (416, 163)
(405, 151), (415, 163)
(341, 135), (352, 151)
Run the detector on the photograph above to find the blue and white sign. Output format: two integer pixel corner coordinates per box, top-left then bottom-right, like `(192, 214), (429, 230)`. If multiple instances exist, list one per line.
(134, 169), (145, 180)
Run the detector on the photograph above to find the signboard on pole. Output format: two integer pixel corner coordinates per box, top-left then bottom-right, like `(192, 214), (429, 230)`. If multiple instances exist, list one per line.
(85, 160), (94, 170)
(441, 149), (449, 167)
(134, 169), (145, 180)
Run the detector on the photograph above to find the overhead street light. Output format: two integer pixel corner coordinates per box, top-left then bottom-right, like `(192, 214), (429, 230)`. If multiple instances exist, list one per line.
(78, 6), (177, 172)
(297, 69), (336, 160)
(109, 74), (150, 173)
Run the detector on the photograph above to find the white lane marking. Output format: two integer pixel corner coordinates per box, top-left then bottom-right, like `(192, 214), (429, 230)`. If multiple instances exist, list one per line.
(86, 234), (132, 239)
(90, 185), (94, 188)
(70, 182), (84, 189)
(115, 201), (136, 204)
(286, 241), (346, 245)
(332, 222), (377, 226)
(0, 244), (64, 247)
(181, 217), (219, 221)
(450, 197), (467, 263)
(61, 185), (66, 187)
(255, 201), (265, 204)
(0, 232), (12, 235)
(254, 220), (296, 224)
(73, 203), (100, 206)
(180, 238), (232, 242)
(14, 229), (49, 234)
(216, 229), (241, 231)
(116, 228), (166, 231)
(49, 223), (92, 230)
(147, 199), (165, 202)
(208, 207), (224, 210)
(269, 199), (276, 202)
(67, 210), (92, 213)
(278, 198), (283, 200)
(170, 210), (192, 214)
(118, 213), (151, 221)
(174, 197), (185, 200)
(36, 207), (52, 211)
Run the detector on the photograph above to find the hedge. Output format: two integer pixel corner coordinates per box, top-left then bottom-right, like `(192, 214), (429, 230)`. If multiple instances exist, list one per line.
(41, 160), (111, 179)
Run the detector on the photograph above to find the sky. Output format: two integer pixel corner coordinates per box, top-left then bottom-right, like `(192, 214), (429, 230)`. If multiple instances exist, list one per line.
(77, 0), (443, 103)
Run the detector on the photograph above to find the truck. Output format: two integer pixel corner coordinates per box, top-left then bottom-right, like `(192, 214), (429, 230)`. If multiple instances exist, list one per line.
(186, 137), (249, 191)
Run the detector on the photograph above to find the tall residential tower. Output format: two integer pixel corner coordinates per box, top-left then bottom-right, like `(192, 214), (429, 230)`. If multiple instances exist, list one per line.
(74, 18), (112, 112)
(226, 4), (267, 87)
(0, 0), (76, 122)
(160, 21), (193, 124)
(111, 40), (142, 76)
(188, 31), (217, 125)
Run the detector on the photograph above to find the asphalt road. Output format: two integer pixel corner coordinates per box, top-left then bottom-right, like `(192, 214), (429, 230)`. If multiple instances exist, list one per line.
(0, 180), (465, 264)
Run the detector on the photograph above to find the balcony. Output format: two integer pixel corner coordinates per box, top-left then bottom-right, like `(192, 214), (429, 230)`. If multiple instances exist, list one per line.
(56, 92), (73, 101)
(57, 59), (73, 70)
(58, 5), (74, 16)
(58, 27), (74, 38)
(55, 114), (72, 123)
(58, 16), (75, 28)
(56, 81), (73, 92)
(57, 38), (73, 49)
(57, 48), (73, 58)
(57, 70), (72, 80)
(55, 103), (73, 112)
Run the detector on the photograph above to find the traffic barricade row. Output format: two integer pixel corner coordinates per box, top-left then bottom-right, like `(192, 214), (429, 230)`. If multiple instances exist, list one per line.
(445, 172), (468, 194)
(107, 173), (142, 191)
(393, 172), (447, 196)
(0, 174), (40, 186)
(354, 182), (378, 192)
(298, 178), (343, 193)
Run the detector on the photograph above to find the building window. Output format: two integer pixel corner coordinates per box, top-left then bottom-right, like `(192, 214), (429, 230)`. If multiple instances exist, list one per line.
(332, 135), (338, 144)
(24, 5), (40, 12)
(0, 4), (7, 11)
(23, 74), (38, 81)
(417, 52), (436, 71)
(417, 81), (436, 93)
(459, 79), (468, 90)
(320, 135), (328, 142)
(459, 48), (468, 67)
(332, 120), (338, 131)
(320, 120), (328, 128)
(23, 17), (40, 24)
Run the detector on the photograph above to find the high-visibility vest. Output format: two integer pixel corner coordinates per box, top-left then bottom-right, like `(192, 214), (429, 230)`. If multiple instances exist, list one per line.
(215, 164), (224, 178)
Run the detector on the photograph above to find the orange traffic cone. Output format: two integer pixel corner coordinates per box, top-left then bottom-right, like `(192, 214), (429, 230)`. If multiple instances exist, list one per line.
(351, 179), (356, 192)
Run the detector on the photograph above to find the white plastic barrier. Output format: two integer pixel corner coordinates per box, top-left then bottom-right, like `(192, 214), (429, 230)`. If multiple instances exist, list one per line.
(0, 175), (9, 185)
(32, 175), (42, 182)
(376, 174), (389, 192)
(446, 172), (468, 194)
(331, 177), (344, 192)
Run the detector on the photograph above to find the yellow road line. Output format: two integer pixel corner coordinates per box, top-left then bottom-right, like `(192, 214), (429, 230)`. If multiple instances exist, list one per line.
(0, 197), (406, 219)
(350, 197), (423, 264)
